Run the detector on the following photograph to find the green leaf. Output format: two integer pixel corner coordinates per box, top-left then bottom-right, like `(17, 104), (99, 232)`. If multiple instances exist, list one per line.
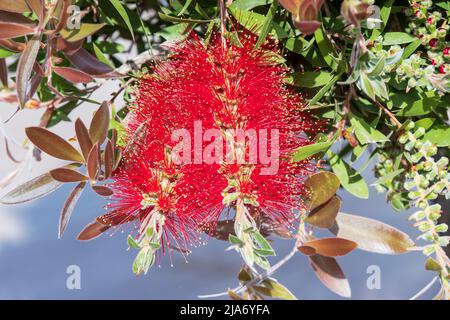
(349, 113), (389, 144)
(92, 43), (114, 68)
(232, 0), (273, 10)
(383, 32), (416, 46)
(229, 234), (244, 245)
(292, 142), (332, 162)
(424, 124), (450, 147)
(255, 279), (297, 300)
(359, 73), (375, 100)
(127, 235), (140, 249)
(158, 12), (211, 24)
(107, 0), (135, 41)
(402, 39), (422, 58)
(304, 172), (341, 209)
(370, 0), (394, 39)
(0, 47), (14, 58)
(391, 91), (440, 116)
(329, 152), (369, 199)
(255, 1), (278, 48)
(287, 71), (333, 88)
(415, 118), (435, 130)
(314, 25), (339, 71)
(60, 23), (106, 42)
(309, 72), (342, 105)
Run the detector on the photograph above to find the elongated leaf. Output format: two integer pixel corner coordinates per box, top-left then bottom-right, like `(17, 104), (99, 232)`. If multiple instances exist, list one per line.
(383, 32), (416, 45)
(330, 212), (414, 254)
(298, 237), (357, 257)
(0, 23), (34, 39)
(108, 0), (134, 41)
(25, 0), (43, 19)
(0, 0), (29, 13)
(287, 71), (334, 88)
(292, 142), (331, 162)
(304, 171), (340, 209)
(89, 102), (109, 145)
(158, 12), (211, 24)
(58, 181), (86, 238)
(350, 113), (389, 144)
(75, 118), (93, 160)
(314, 26), (339, 71)
(66, 48), (115, 76)
(255, 1), (278, 48)
(424, 124), (450, 147)
(26, 127), (84, 162)
(0, 58), (7, 88)
(87, 143), (99, 180)
(50, 168), (88, 183)
(60, 23), (106, 42)
(305, 196), (341, 228)
(104, 140), (113, 179)
(77, 220), (110, 241)
(92, 185), (113, 196)
(53, 66), (94, 84)
(16, 34), (41, 109)
(309, 255), (351, 298)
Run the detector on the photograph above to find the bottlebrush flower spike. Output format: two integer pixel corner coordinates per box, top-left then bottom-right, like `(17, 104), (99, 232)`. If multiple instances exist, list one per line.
(86, 30), (320, 274)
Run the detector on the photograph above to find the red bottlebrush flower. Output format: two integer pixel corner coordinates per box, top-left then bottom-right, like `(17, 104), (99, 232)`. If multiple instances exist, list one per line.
(439, 64), (447, 74)
(98, 30), (319, 272)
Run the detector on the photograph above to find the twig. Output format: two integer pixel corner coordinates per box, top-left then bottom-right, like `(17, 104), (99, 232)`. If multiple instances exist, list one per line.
(409, 276), (438, 300)
(373, 99), (402, 129)
(114, 46), (163, 75)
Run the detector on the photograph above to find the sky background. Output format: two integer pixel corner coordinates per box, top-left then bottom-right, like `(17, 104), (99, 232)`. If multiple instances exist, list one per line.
(0, 75), (438, 300)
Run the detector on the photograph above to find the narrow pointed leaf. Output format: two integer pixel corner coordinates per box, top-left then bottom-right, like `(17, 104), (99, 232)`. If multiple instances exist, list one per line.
(0, 23), (34, 40)
(49, 168), (88, 183)
(75, 118), (93, 160)
(16, 34), (41, 108)
(108, 0), (135, 41)
(77, 220), (110, 241)
(0, 58), (7, 87)
(309, 255), (351, 298)
(0, 0), (29, 13)
(66, 48), (115, 76)
(104, 140), (113, 179)
(26, 127), (84, 162)
(255, 279), (297, 300)
(87, 143), (99, 180)
(53, 66), (94, 84)
(330, 212), (415, 254)
(89, 102), (109, 145)
(58, 181), (86, 238)
(92, 185), (113, 197)
(60, 23), (106, 42)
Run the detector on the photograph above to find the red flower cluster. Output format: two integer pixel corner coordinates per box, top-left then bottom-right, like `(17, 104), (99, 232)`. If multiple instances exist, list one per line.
(100, 31), (319, 257)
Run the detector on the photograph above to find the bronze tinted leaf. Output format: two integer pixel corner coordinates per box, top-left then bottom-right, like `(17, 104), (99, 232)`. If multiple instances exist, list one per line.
(77, 220), (110, 241)
(104, 140), (113, 179)
(91, 185), (113, 197)
(87, 143), (99, 180)
(25, 127), (84, 162)
(0, 23), (34, 39)
(0, 58), (7, 88)
(55, 37), (84, 55)
(309, 255), (351, 298)
(0, 10), (35, 25)
(298, 237), (357, 257)
(53, 66), (94, 84)
(205, 219), (235, 240)
(89, 102), (109, 145)
(53, 0), (71, 33)
(16, 34), (41, 109)
(305, 196), (341, 228)
(50, 168), (88, 183)
(58, 181), (86, 238)
(0, 0), (29, 13)
(305, 171), (340, 209)
(331, 212), (415, 254)
(25, 0), (43, 19)
(75, 118), (93, 160)
(66, 48), (114, 76)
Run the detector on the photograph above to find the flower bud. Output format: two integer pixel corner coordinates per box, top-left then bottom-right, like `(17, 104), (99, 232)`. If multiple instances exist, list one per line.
(291, 0), (324, 35)
(341, 0), (373, 27)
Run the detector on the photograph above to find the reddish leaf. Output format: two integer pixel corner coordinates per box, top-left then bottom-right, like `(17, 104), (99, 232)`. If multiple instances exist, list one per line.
(0, 10), (35, 25)
(58, 181), (86, 238)
(53, 66), (94, 84)
(0, 58), (7, 88)
(0, 22), (34, 40)
(77, 220), (110, 241)
(16, 34), (41, 109)
(0, 39), (25, 52)
(50, 168), (88, 183)
(309, 255), (351, 298)
(96, 209), (137, 227)
(298, 237), (357, 257)
(0, 0), (29, 13)
(25, 0), (43, 20)
(89, 102), (110, 145)
(92, 185), (113, 197)
(53, 0), (71, 34)
(55, 37), (84, 55)
(104, 140), (113, 179)
(87, 143), (99, 180)
(305, 196), (341, 228)
(331, 212), (415, 254)
(25, 126), (84, 162)
(66, 48), (115, 76)
(75, 118), (93, 160)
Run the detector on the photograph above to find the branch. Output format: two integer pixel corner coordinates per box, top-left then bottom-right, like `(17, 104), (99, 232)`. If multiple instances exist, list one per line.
(114, 46), (163, 75)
